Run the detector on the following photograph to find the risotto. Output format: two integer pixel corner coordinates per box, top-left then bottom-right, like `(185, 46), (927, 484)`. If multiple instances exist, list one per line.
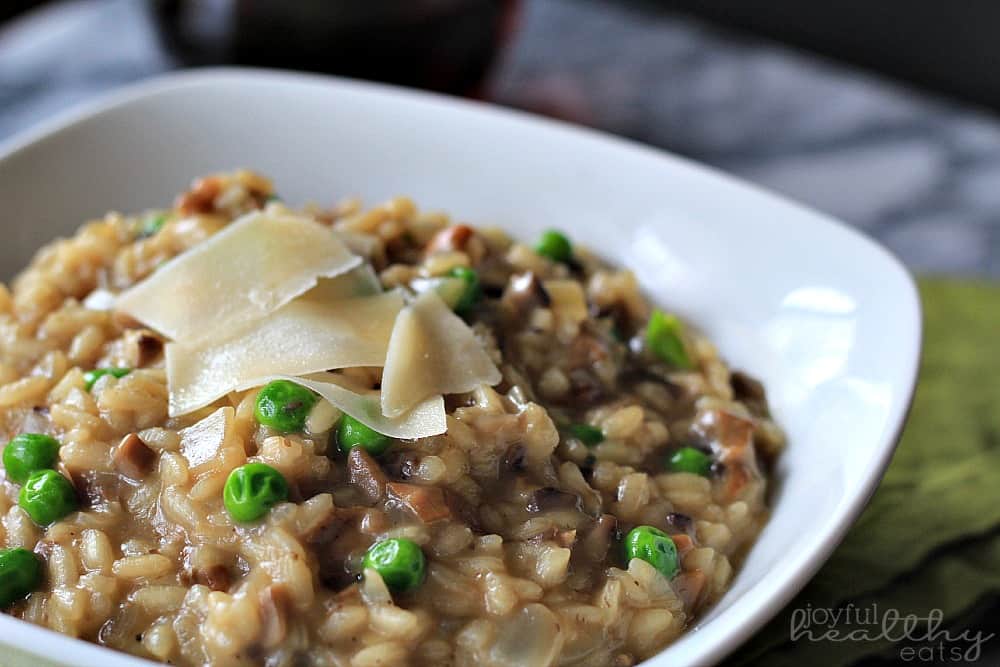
(0, 171), (784, 666)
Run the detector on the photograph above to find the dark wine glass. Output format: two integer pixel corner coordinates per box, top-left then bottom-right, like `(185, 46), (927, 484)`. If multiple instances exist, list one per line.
(152, 0), (520, 95)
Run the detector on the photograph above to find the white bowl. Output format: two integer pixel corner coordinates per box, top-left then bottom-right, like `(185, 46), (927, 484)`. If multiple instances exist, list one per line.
(0, 69), (920, 667)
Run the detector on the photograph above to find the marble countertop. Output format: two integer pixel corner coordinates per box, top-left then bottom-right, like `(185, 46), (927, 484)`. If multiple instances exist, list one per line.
(2, 0), (998, 279)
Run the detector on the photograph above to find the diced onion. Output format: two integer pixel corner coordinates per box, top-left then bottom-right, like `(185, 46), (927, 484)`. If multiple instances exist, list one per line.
(380, 290), (501, 418)
(487, 604), (564, 667)
(178, 406), (233, 467)
(116, 211), (360, 342)
(82, 288), (117, 311)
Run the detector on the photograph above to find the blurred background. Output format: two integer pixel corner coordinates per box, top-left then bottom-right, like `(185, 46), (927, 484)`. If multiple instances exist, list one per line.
(1, 2), (998, 666)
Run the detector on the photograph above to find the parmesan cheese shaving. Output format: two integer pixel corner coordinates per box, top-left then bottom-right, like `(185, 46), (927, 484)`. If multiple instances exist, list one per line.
(166, 290), (405, 416)
(307, 264), (382, 301)
(380, 290), (502, 418)
(116, 211), (360, 342)
(268, 373), (446, 439)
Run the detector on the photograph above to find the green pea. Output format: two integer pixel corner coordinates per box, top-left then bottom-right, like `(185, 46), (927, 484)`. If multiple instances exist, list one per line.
(362, 538), (426, 593)
(223, 463), (289, 522)
(138, 213), (167, 238)
(83, 367), (131, 391)
(0, 548), (42, 608)
(645, 310), (693, 369)
(254, 380), (318, 432)
(336, 414), (392, 457)
(667, 447), (712, 476)
(535, 229), (573, 263)
(18, 470), (77, 525)
(624, 525), (679, 580)
(446, 266), (481, 315)
(567, 423), (604, 446)
(3, 434), (60, 484)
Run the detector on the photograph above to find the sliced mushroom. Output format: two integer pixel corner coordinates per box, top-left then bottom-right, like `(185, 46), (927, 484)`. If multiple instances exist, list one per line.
(381, 450), (420, 481)
(501, 272), (551, 320)
(526, 487), (580, 514)
(425, 224), (473, 256)
(113, 433), (156, 481)
(669, 533), (695, 557)
(387, 482), (451, 523)
(691, 409), (762, 503)
(346, 448), (387, 504)
(730, 371), (770, 417)
(502, 443), (527, 472)
(575, 514), (617, 566)
(62, 466), (118, 507)
(665, 512), (694, 536)
(175, 175), (222, 215)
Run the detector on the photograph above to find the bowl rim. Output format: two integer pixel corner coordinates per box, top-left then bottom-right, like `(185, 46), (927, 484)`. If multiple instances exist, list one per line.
(0, 67), (922, 667)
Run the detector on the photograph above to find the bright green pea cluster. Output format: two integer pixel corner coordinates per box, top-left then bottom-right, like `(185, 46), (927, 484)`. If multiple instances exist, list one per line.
(19, 470), (77, 526)
(362, 538), (426, 593)
(0, 548), (42, 608)
(623, 525), (679, 580)
(3, 434), (59, 484)
(667, 447), (712, 477)
(254, 380), (318, 432)
(337, 414), (393, 457)
(83, 367), (131, 391)
(2, 433), (76, 528)
(567, 423), (604, 446)
(535, 229), (573, 263)
(223, 463), (289, 522)
(645, 310), (693, 369)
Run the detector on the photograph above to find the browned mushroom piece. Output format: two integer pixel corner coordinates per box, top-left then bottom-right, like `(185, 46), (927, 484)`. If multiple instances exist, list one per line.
(387, 482), (451, 523)
(669, 533), (695, 557)
(346, 448), (387, 505)
(425, 224), (473, 256)
(691, 409), (762, 503)
(113, 433), (156, 481)
(730, 371), (770, 417)
(501, 272), (551, 320)
(575, 514), (617, 566)
(61, 466), (118, 507)
(175, 176), (223, 216)
(526, 487), (580, 513)
(665, 512), (694, 536)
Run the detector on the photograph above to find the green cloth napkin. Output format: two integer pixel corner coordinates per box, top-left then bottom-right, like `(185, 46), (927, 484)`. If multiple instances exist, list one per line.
(728, 278), (1000, 666)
